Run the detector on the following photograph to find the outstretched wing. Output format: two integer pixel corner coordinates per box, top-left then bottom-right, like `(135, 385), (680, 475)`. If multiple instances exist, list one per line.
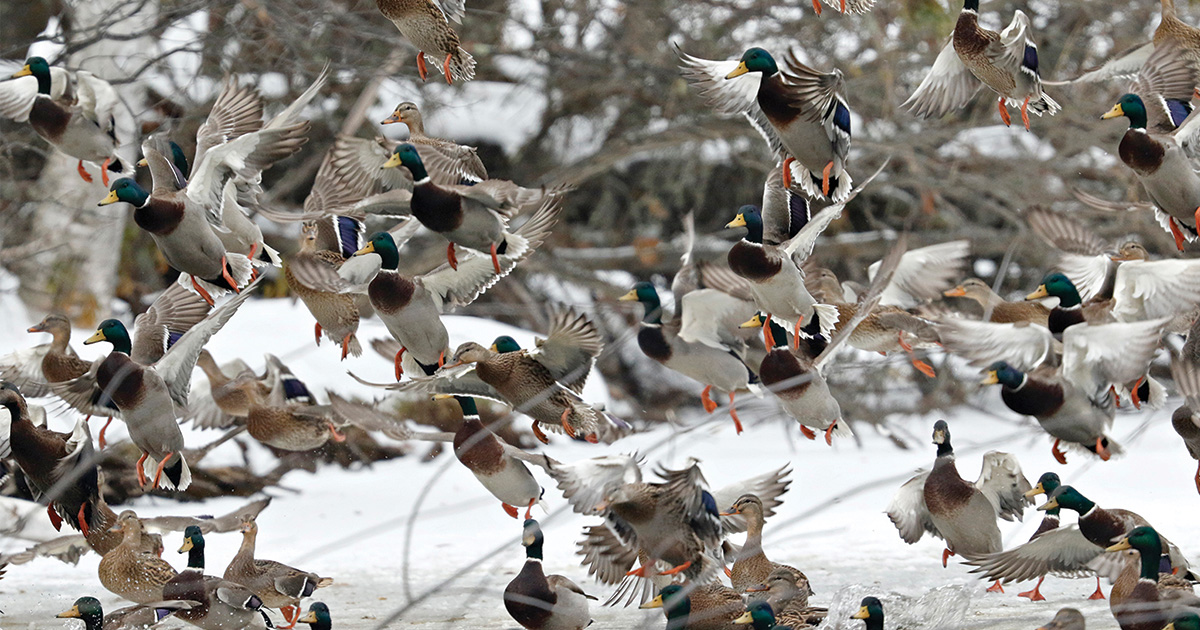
(966, 525), (1101, 582)
(531, 306), (604, 394)
(710, 465), (791, 534)
(974, 452), (1032, 522)
(938, 318), (1055, 371)
(887, 471), (939, 543)
(903, 37), (980, 119)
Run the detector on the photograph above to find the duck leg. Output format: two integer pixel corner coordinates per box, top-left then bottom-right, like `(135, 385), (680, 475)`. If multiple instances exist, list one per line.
(1171, 217), (1188, 252)
(220, 256), (240, 293)
(701, 385), (718, 413)
(724, 566), (733, 578)
(340, 333), (353, 361)
(898, 332), (936, 377)
(942, 547), (955, 568)
(1088, 576), (1106, 600)
(416, 51), (428, 81)
(100, 158), (113, 186)
(1018, 576), (1046, 601)
(799, 425), (817, 440)
(278, 606), (298, 630)
(1020, 96), (1032, 131)
(792, 318), (804, 350)
(525, 498), (536, 520)
(821, 161), (833, 197)
(489, 243), (502, 274)
(77, 502), (90, 536)
(47, 505), (62, 531)
(658, 561), (693, 576)
(997, 98), (1012, 127)
(531, 420), (550, 444)
(150, 452), (174, 489)
(1194, 460), (1200, 496)
(782, 158), (795, 188)
(559, 408), (577, 439)
(838, 0), (846, 11)
(986, 580), (1005, 593)
(1095, 437), (1112, 461)
(447, 242), (459, 270)
(97, 417), (114, 450)
(1130, 376), (1145, 409)
(394, 347), (406, 380)
(823, 421), (839, 446)
(326, 420), (346, 443)
(810, 0), (822, 15)
(76, 160), (93, 183)
(762, 313), (774, 346)
(1051, 439), (1068, 465)
(190, 276), (215, 307)
(442, 54), (454, 85)
(626, 564), (651, 577)
(314, 322), (322, 346)
(728, 392), (744, 434)
(501, 503), (519, 518)
(135, 452), (149, 487)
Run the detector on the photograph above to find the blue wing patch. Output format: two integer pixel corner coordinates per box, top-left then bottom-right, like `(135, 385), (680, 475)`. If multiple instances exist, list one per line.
(282, 375), (314, 403)
(1167, 99), (1192, 128)
(831, 102), (852, 137)
(700, 490), (719, 516)
(1023, 44), (1039, 74)
(788, 192), (810, 238)
(335, 216), (363, 259)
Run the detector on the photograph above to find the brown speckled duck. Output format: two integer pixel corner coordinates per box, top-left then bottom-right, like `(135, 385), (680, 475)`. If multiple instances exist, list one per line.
(97, 511), (179, 603)
(376, 0), (476, 83)
(723, 494), (808, 594)
(944, 278), (1050, 326)
(380, 102), (487, 185)
(638, 583), (744, 630)
(223, 518), (332, 629)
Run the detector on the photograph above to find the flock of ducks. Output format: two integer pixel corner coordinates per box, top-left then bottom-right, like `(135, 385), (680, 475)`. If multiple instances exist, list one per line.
(5, 0), (1200, 628)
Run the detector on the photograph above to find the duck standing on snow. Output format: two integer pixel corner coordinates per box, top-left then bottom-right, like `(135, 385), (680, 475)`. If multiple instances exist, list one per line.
(164, 526), (269, 629)
(887, 420), (1032, 591)
(223, 518), (333, 629)
(504, 519), (596, 630)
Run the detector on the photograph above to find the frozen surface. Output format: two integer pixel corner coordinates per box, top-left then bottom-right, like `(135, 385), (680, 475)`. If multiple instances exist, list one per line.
(0, 291), (1195, 630)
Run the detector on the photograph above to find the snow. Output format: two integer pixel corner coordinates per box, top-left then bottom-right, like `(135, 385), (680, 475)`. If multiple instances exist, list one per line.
(1, 292), (1197, 630)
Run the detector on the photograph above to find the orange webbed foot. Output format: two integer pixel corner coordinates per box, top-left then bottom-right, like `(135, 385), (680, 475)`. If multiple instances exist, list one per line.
(942, 547), (955, 568)
(658, 560), (692, 576)
(443, 54), (454, 84)
(1051, 439), (1068, 465)
(821, 161), (833, 197)
(47, 505), (62, 531)
(986, 580), (1005, 594)
(559, 407), (577, 439)
(447, 242), (459, 270)
(1018, 577), (1045, 601)
(100, 158), (112, 187)
(531, 420), (550, 445)
(340, 333), (353, 361)
(416, 51), (428, 81)
(1088, 577), (1106, 600)
(728, 392), (744, 434)
(150, 452), (174, 489)
(998, 98), (1012, 127)
(625, 565), (650, 578)
(1171, 217), (1188, 252)
(326, 420), (346, 443)
(824, 421), (838, 446)
(799, 425), (816, 440)
(490, 243), (502, 274)
(77, 502), (90, 536)
(1095, 437), (1111, 461)
(135, 452), (149, 488)
(525, 498), (535, 520)
(394, 347), (406, 381)
(701, 385), (718, 413)
(314, 322), (323, 346)
(190, 276), (215, 307)
(98, 417), (114, 450)
(77, 160), (93, 183)
(501, 503), (519, 519)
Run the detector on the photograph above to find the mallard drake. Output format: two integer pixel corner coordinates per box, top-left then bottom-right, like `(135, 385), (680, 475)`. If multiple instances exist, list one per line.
(722, 495), (808, 593)
(1170, 351), (1200, 495)
(382, 143), (567, 271)
(1169, 613), (1200, 630)
(725, 203), (841, 343)
(639, 582), (744, 630)
(504, 519), (596, 630)
(733, 601), (792, 629)
(102, 71), (325, 305)
(1038, 486), (1192, 572)
(0, 383), (100, 536)
(56, 595), (197, 630)
(904, 0), (1058, 129)
(443, 394), (546, 519)
(97, 511), (179, 603)
(621, 281), (758, 434)
(744, 569), (825, 628)
(1024, 273), (1107, 335)
(0, 57), (124, 184)
(1106, 527), (1178, 630)
(942, 317), (1168, 462)
(944, 278), (1050, 326)
(850, 597), (884, 630)
(968, 472), (1109, 600)
(164, 526), (268, 629)
(380, 102), (487, 185)
(83, 282), (258, 490)
(297, 603), (331, 630)
(678, 47), (853, 201)
(887, 420), (1032, 588)
(223, 518), (332, 629)
(376, 0), (475, 83)
(334, 206), (555, 376)
(1037, 608), (1086, 630)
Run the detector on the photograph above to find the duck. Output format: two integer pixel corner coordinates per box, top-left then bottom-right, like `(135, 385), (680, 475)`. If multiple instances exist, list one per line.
(678, 47), (853, 201)
(952, 317), (1168, 462)
(504, 519), (595, 630)
(1168, 613), (1200, 630)
(1037, 486), (1191, 572)
(811, 278), (941, 377)
(620, 281), (759, 434)
(744, 569), (825, 628)
(1106, 527), (1178, 630)
(380, 102), (487, 185)
(1025, 207), (1153, 303)
(639, 583), (744, 630)
(233, 372), (346, 452)
(297, 603), (331, 630)
(442, 394), (546, 519)
(1037, 608), (1087, 630)
(0, 383), (100, 537)
(382, 143), (567, 272)
(102, 70), (326, 305)
(903, 0), (1059, 129)
(164, 526), (268, 629)
(375, 0), (475, 83)
(16, 314), (124, 424)
(733, 601), (795, 629)
(338, 209), (556, 377)
(55, 595), (198, 630)
(223, 518), (333, 629)
(724, 203), (841, 343)
(887, 420), (1032, 589)
(968, 472), (1110, 600)
(723, 494), (808, 593)
(1170, 351), (1200, 495)
(1, 57), (124, 184)
(185, 350), (260, 428)
(850, 597), (884, 630)
(97, 511), (179, 603)
(944, 279), (1050, 326)
(82, 282), (258, 490)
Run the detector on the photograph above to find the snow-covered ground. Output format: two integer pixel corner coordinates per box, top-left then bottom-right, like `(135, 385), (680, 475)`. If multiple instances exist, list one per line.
(1, 289), (1196, 630)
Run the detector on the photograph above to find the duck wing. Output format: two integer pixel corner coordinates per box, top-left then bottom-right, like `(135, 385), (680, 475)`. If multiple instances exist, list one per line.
(974, 452), (1032, 522)
(903, 36), (981, 119)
